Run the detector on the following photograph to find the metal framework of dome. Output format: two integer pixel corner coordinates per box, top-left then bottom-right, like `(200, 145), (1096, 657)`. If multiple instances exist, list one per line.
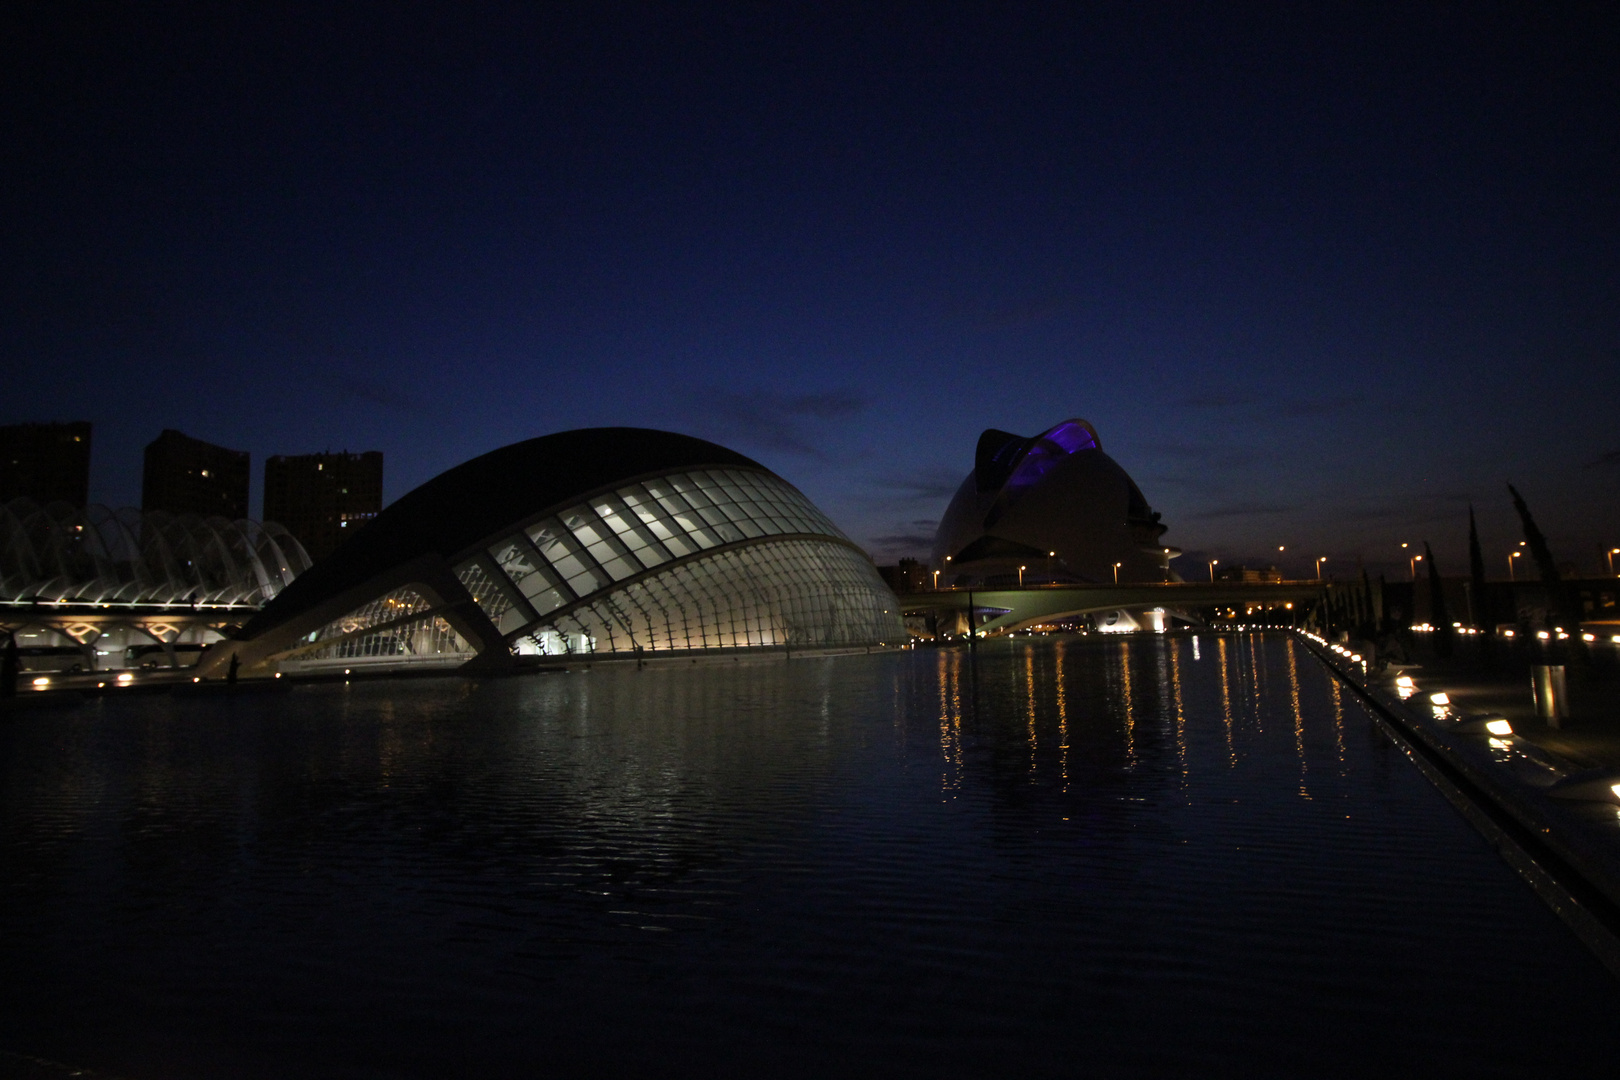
(203, 428), (901, 676)
(1, 498), (312, 608)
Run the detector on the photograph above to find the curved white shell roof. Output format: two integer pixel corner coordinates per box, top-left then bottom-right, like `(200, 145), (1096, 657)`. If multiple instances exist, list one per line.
(0, 498), (312, 607)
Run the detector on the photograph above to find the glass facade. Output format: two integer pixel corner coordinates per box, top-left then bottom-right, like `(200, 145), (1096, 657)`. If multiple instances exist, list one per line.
(515, 539), (896, 656)
(263, 463), (898, 674)
(446, 467), (897, 658)
(293, 585), (473, 666)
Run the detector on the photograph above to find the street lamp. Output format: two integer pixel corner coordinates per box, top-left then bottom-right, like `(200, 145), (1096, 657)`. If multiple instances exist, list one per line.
(1208, 558), (1218, 582)
(1113, 562), (1122, 585)
(1509, 550), (1521, 581)
(1410, 553), (1422, 580)
(1018, 565), (1026, 587)
(1315, 556), (1327, 581)
(932, 569), (940, 590)
(1609, 547), (1619, 576)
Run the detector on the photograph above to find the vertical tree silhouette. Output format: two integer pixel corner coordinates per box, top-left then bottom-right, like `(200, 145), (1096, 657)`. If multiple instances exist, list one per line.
(1508, 483), (1586, 646)
(1423, 541), (1454, 656)
(1468, 505), (1490, 630)
(1359, 568), (1376, 637)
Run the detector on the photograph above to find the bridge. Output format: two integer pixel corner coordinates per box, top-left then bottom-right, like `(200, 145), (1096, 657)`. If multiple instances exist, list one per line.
(895, 581), (1330, 635)
(1, 599), (255, 670)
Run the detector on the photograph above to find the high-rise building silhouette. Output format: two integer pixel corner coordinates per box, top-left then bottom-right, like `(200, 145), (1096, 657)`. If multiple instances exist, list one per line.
(263, 450), (383, 561)
(142, 429), (250, 519)
(0, 421), (93, 506)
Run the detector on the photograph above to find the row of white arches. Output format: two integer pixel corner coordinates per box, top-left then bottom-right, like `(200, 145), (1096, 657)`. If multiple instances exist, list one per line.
(0, 498), (312, 607)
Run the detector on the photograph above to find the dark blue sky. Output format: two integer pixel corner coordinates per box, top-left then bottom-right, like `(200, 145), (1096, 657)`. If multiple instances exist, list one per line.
(6, 2), (1618, 579)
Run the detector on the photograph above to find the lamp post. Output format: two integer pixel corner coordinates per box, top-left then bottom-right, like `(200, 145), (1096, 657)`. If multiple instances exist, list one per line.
(1113, 562), (1121, 585)
(1208, 559), (1218, 583)
(932, 569), (940, 590)
(1018, 565), (1026, 587)
(1609, 547), (1619, 576)
(1315, 556), (1327, 581)
(1410, 553), (1422, 580)
(1509, 550), (1520, 581)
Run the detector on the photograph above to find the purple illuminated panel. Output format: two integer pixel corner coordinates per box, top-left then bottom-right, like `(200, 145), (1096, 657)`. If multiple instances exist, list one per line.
(1040, 421), (1098, 454)
(1000, 421), (1100, 496)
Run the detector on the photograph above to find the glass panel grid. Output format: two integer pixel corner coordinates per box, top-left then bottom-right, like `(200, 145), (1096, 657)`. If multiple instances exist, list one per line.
(472, 469), (873, 648)
(515, 537), (898, 654)
(456, 559), (527, 634)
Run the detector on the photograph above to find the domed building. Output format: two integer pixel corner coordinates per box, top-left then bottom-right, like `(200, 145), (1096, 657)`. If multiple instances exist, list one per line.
(932, 419), (1178, 588)
(205, 428), (901, 676)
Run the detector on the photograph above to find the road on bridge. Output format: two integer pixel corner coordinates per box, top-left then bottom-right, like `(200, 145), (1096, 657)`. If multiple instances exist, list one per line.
(896, 581), (1328, 635)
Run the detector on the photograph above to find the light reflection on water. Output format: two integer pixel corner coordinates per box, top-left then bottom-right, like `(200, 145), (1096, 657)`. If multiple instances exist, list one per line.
(1, 633), (1618, 1079)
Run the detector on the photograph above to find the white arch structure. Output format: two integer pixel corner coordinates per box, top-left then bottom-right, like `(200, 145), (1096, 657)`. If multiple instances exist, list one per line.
(0, 498), (311, 607)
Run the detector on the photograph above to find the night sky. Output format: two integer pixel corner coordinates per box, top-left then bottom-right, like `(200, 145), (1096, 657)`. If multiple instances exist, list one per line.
(7, 3), (1618, 580)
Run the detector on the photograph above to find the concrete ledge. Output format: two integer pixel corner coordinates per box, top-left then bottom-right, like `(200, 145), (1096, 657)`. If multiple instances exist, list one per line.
(1298, 631), (1620, 977)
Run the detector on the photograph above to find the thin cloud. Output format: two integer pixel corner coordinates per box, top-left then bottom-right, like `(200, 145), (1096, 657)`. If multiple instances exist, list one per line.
(702, 388), (866, 459)
(1150, 444), (1269, 469)
(1281, 395), (1365, 418)
(1186, 502), (1297, 520)
(944, 287), (1079, 330)
(329, 372), (428, 414)
(1176, 390), (1261, 410)
(868, 532), (937, 556)
(865, 518), (941, 559)
(1177, 392), (1364, 417)
(869, 467), (963, 502)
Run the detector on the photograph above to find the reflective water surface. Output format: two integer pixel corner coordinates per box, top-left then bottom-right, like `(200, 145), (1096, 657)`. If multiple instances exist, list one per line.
(2, 634), (1617, 1078)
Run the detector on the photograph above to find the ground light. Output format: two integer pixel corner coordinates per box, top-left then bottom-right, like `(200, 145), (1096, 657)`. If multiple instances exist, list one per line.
(1451, 716), (1514, 737)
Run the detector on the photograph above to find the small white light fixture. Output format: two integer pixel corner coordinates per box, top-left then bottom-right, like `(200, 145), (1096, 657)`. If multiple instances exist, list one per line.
(1485, 719), (1513, 736)
(1429, 692), (1450, 706)
(32, 677), (49, 688)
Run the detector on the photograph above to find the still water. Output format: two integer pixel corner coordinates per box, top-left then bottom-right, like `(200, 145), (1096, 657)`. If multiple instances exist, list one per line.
(2, 633), (1617, 1078)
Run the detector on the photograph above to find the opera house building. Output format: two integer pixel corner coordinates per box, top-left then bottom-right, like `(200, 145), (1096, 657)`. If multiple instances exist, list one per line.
(933, 418), (1178, 589)
(203, 428), (902, 677)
